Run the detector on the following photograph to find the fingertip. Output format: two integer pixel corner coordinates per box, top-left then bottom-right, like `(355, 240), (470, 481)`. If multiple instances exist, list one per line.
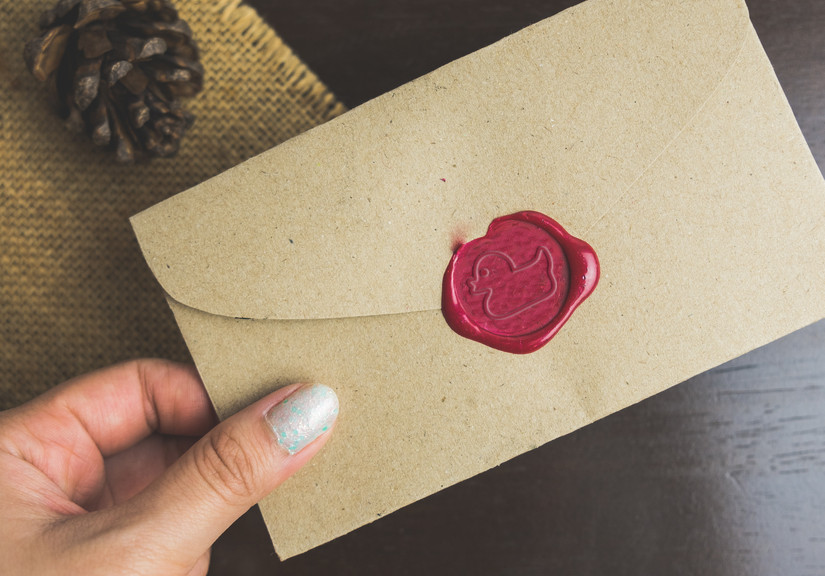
(264, 384), (339, 456)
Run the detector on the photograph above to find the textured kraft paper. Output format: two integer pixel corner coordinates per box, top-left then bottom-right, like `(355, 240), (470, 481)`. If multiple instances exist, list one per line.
(131, 0), (825, 559)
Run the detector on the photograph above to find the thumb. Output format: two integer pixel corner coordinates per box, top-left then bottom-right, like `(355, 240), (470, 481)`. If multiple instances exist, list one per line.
(130, 383), (338, 559)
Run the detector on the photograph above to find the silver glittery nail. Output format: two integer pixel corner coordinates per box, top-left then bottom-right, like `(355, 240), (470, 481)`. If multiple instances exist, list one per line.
(265, 384), (339, 455)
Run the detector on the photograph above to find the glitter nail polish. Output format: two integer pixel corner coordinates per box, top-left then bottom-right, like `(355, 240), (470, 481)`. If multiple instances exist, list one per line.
(265, 384), (339, 455)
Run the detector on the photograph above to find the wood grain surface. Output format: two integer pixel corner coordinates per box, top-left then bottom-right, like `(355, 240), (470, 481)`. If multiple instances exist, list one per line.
(209, 1), (825, 574)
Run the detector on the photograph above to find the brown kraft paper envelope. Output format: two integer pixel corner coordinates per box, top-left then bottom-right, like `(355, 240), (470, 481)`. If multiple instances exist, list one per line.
(131, 0), (825, 559)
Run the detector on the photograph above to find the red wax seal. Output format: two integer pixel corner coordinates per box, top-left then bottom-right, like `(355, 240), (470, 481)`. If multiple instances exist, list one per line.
(442, 211), (599, 354)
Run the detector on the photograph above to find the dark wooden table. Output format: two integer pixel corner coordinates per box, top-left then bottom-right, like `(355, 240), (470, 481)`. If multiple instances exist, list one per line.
(209, 1), (825, 574)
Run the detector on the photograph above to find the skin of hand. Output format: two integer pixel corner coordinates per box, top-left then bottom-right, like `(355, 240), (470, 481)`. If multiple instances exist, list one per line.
(0, 359), (338, 576)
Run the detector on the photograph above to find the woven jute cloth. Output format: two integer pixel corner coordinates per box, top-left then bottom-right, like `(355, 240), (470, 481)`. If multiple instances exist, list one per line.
(0, 0), (345, 410)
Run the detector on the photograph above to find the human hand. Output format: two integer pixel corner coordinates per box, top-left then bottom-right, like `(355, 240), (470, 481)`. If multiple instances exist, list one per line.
(0, 359), (338, 575)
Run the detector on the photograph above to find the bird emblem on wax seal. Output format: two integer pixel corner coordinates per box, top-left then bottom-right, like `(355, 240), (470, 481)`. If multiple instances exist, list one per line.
(467, 247), (558, 320)
(442, 211), (599, 354)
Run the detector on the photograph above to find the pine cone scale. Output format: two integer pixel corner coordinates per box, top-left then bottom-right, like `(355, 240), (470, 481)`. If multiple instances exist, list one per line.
(128, 99), (150, 128)
(75, 0), (127, 29)
(137, 38), (167, 60)
(120, 67), (148, 94)
(105, 60), (133, 86)
(24, 24), (73, 82)
(89, 97), (111, 145)
(78, 27), (114, 59)
(73, 57), (101, 111)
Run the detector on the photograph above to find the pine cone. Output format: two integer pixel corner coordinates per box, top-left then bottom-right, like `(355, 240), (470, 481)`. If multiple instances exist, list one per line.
(23, 0), (204, 162)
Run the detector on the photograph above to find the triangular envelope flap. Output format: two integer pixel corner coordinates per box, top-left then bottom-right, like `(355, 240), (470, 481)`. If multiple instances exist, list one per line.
(131, 0), (749, 321)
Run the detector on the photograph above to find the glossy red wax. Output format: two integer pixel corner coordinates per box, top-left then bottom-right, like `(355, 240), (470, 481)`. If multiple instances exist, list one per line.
(442, 211), (599, 354)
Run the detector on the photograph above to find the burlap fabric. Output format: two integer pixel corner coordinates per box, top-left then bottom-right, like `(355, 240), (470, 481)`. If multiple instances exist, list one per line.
(0, 0), (345, 410)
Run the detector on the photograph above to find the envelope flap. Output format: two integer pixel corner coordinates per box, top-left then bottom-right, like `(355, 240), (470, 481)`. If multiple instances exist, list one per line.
(131, 0), (750, 321)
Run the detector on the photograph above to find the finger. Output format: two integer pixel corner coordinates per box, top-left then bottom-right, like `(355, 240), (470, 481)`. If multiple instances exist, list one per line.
(122, 383), (338, 559)
(17, 359), (216, 457)
(1, 359), (216, 506)
(93, 434), (199, 509)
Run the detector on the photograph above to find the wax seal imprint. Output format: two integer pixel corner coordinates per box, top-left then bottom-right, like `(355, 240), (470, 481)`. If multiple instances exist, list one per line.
(442, 211), (599, 354)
